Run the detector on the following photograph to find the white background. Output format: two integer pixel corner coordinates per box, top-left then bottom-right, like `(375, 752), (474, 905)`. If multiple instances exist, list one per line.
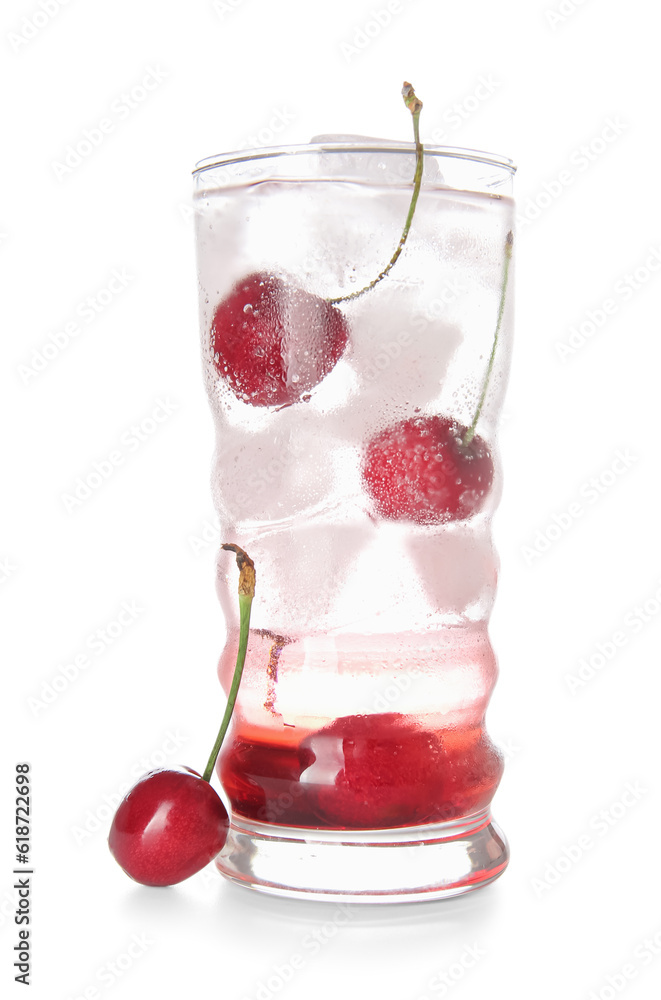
(2, 0), (661, 998)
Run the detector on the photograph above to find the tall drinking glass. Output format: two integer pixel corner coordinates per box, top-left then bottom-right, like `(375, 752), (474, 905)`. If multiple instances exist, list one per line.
(193, 140), (515, 901)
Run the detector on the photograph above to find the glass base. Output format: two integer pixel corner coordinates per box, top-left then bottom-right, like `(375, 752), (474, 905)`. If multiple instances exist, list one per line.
(215, 808), (509, 903)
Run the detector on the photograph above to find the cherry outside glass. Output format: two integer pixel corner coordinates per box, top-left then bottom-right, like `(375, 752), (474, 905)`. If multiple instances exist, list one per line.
(193, 139), (515, 902)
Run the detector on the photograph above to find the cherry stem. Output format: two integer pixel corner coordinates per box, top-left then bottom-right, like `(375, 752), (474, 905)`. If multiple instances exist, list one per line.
(463, 231), (513, 447)
(327, 81), (424, 305)
(202, 544), (255, 783)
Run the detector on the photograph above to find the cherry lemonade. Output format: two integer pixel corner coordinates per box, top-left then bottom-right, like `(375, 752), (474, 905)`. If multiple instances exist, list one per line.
(194, 134), (515, 899)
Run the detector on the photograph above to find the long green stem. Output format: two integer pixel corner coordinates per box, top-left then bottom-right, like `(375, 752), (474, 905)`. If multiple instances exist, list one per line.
(463, 231), (513, 446)
(202, 545), (255, 783)
(328, 82), (424, 305)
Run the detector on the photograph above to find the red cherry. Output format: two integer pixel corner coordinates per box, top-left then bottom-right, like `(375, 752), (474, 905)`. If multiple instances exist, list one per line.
(299, 713), (444, 829)
(211, 272), (349, 407)
(297, 714), (503, 829)
(108, 766), (229, 886)
(361, 414), (494, 524)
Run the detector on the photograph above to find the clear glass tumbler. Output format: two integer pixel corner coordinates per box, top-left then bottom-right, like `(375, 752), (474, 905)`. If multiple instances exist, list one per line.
(193, 139), (515, 901)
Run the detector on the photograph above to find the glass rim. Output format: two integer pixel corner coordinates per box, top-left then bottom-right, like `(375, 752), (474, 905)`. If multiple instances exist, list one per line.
(192, 141), (517, 176)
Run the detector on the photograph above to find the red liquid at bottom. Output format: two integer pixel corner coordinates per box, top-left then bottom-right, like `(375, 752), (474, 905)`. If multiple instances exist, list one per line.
(219, 712), (503, 831)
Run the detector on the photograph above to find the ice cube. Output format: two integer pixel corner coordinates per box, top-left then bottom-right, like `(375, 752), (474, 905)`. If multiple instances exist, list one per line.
(322, 288), (463, 446)
(310, 134), (444, 186)
(241, 521), (375, 634)
(407, 525), (497, 616)
(211, 420), (335, 524)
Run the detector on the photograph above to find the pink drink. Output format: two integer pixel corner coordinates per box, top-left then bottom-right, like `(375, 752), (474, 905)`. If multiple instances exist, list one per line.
(218, 629), (503, 830)
(194, 140), (515, 899)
